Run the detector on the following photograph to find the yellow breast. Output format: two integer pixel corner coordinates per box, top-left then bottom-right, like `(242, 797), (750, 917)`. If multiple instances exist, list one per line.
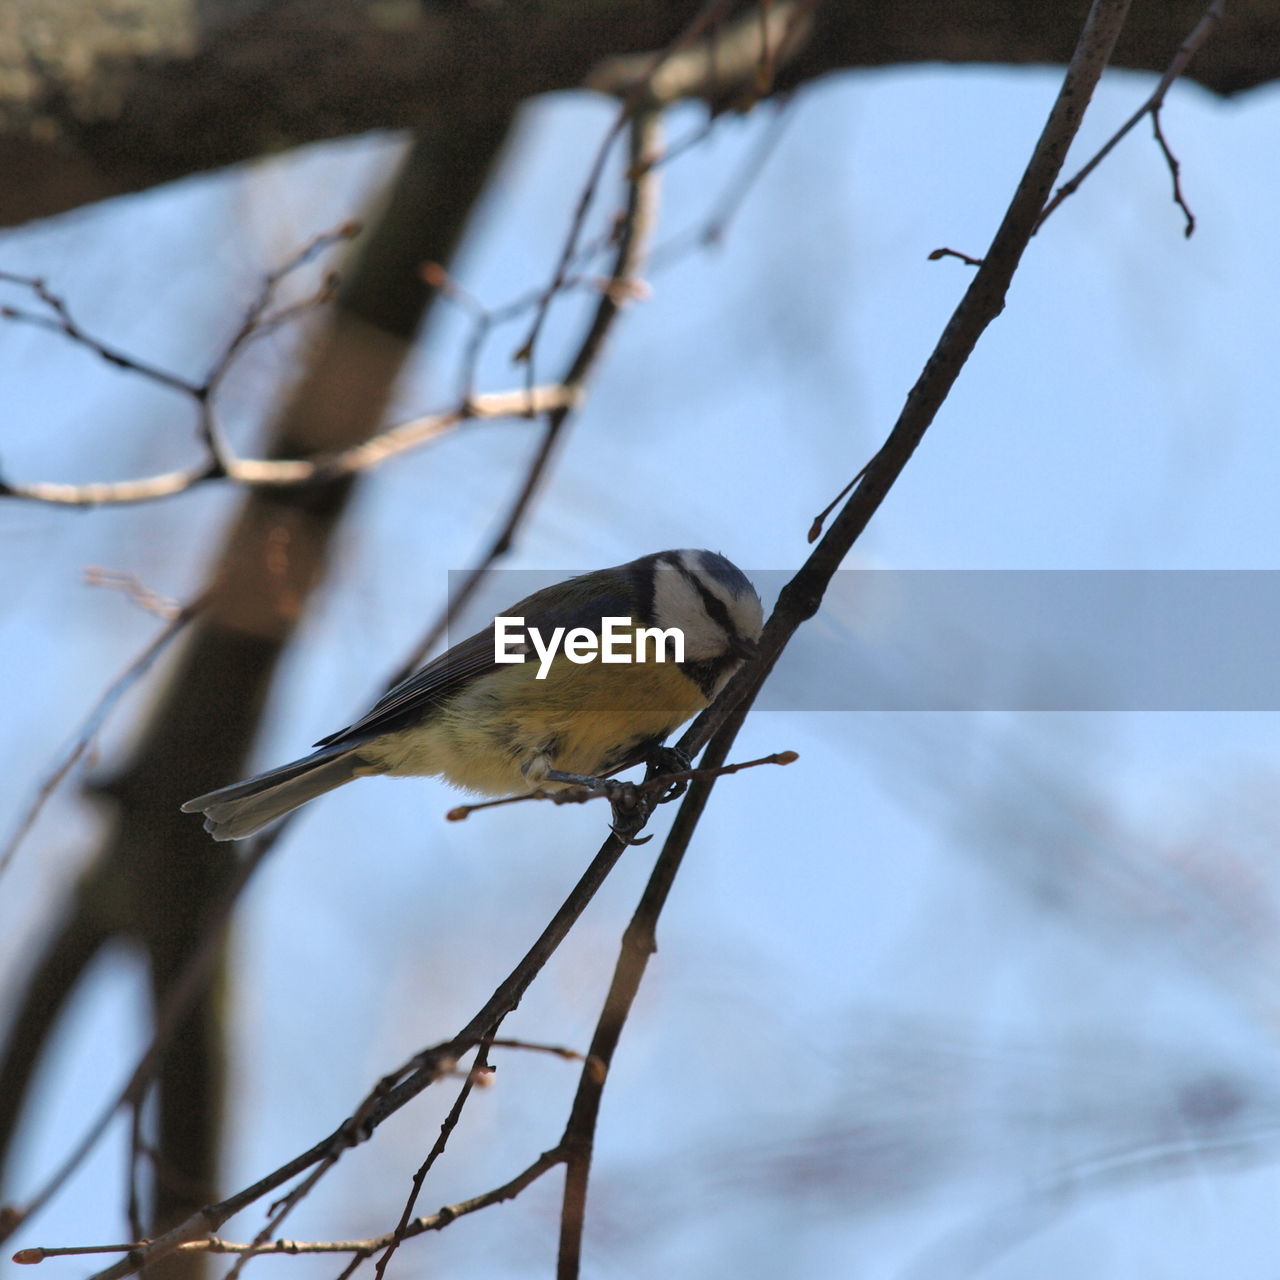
(359, 649), (708, 795)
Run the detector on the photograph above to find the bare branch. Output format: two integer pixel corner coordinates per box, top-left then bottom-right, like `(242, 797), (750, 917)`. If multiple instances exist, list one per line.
(0, 465), (217, 507)
(444, 750), (799, 822)
(205, 222), (360, 390)
(371, 1038), (496, 1280)
(124, 1104), (146, 1247)
(1151, 104), (1196, 236)
(82, 568), (183, 621)
(586, 0), (814, 105)
(1034, 0), (1223, 233)
(512, 0), (738, 382)
(221, 1157), (338, 1280)
(489, 1040), (606, 1080)
(0, 386), (577, 507)
(388, 107), (664, 684)
(927, 245), (985, 268)
(649, 93), (796, 271)
(0, 223), (358, 425)
(806, 460), (868, 543)
(0, 596), (202, 881)
(0, 273), (202, 397)
(7, 2), (1197, 1272)
(554, 4), (1138, 1276)
(4, 108), (664, 1256)
(13, 1148), (566, 1268)
(691, 0), (1139, 766)
(67, 813), (635, 1278)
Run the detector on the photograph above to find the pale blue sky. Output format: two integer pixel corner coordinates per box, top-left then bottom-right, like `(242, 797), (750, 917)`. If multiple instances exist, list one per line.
(3, 59), (1280, 1280)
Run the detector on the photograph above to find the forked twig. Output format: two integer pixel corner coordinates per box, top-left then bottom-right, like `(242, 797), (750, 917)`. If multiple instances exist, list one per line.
(444, 750), (799, 822)
(1035, 0), (1223, 235)
(0, 596), (203, 881)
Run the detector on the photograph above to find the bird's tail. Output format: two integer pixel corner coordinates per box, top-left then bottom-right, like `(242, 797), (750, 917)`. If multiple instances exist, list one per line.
(181, 747), (362, 841)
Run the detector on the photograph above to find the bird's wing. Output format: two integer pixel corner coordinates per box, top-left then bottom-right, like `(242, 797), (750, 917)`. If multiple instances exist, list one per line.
(313, 626), (502, 747)
(315, 581), (638, 749)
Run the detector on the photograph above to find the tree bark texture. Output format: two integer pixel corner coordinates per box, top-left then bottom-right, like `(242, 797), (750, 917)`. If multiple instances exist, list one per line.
(1, 0), (1274, 227)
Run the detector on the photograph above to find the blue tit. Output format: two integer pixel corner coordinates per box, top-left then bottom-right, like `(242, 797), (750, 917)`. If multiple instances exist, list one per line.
(181, 549), (762, 840)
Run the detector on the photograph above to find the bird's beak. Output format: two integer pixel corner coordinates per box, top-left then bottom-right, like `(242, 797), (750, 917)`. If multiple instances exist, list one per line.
(730, 636), (759, 661)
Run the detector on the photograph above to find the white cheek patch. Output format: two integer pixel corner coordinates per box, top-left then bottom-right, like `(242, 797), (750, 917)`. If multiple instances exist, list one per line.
(652, 566), (723, 660)
(663, 552), (763, 655)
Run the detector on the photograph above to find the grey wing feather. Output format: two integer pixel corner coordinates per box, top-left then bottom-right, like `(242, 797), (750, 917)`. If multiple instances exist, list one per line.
(313, 579), (636, 750)
(313, 626), (500, 748)
(181, 746), (360, 841)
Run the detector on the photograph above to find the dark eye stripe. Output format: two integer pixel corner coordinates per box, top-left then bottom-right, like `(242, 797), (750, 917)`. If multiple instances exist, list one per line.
(673, 559), (739, 644)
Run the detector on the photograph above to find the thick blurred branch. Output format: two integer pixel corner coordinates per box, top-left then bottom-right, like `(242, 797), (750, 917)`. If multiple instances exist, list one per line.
(6, 102), (665, 1280)
(2, 0), (1277, 226)
(0, 110), (516, 1273)
(10, 99), (665, 1280)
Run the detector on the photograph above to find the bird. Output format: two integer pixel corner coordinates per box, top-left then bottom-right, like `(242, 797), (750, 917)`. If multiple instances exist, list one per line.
(181, 549), (763, 840)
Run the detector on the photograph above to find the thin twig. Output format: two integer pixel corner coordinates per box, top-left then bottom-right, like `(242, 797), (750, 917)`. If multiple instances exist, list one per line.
(198, 222), (358, 466)
(649, 93), (796, 271)
(124, 1100), (145, 1246)
(0, 596), (203, 882)
(0, 273), (201, 397)
(420, 260), (493, 404)
(0, 223), (357, 417)
(68, 811), (634, 1278)
(1150, 104), (1196, 236)
(927, 246), (985, 268)
(223, 1157), (339, 1280)
(82, 568), (183, 620)
(1034, 0), (1223, 234)
(0, 221), (357, 505)
(0, 822), (284, 1243)
(511, 0), (734, 385)
(586, 0), (812, 105)
(0, 386), (575, 507)
(388, 108), (664, 685)
(372, 1038), (496, 1280)
(206, 222), (359, 392)
(806, 459), (869, 543)
(444, 750), (798, 822)
(489, 1040), (606, 1080)
(13, 1148), (567, 1267)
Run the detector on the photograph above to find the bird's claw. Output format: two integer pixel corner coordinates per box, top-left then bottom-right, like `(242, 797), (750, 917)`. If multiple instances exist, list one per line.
(646, 745), (691, 804)
(605, 780), (652, 843)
